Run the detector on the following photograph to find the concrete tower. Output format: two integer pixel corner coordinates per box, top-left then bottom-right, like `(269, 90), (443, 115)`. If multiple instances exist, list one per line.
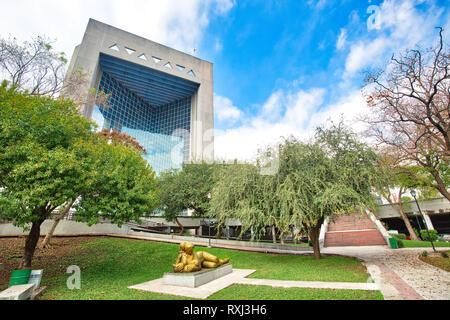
(65, 19), (214, 173)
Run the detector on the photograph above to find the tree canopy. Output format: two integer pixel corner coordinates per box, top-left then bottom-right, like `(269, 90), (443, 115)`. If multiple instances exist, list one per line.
(210, 123), (380, 259)
(157, 162), (222, 234)
(0, 83), (160, 268)
(363, 27), (449, 201)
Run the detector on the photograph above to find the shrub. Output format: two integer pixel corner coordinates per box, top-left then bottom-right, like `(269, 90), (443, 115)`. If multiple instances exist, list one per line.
(396, 239), (404, 248)
(441, 252), (449, 258)
(420, 230), (438, 242)
(421, 251), (428, 257)
(393, 233), (406, 240)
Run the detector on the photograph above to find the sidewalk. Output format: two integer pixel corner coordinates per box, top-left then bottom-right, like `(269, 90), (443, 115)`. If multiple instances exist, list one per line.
(322, 246), (450, 300)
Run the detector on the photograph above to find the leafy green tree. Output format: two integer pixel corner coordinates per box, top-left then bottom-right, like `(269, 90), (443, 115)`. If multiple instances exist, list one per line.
(210, 123), (379, 259)
(157, 162), (220, 235)
(0, 84), (159, 268)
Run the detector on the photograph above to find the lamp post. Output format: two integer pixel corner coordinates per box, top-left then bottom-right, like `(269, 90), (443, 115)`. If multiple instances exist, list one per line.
(411, 190), (436, 252)
(207, 193), (212, 248)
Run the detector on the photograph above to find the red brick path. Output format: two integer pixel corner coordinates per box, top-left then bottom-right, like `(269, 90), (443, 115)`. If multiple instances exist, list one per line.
(377, 263), (425, 300)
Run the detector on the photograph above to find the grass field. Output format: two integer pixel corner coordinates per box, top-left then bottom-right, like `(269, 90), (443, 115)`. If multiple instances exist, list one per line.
(400, 240), (450, 248)
(0, 237), (383, 300)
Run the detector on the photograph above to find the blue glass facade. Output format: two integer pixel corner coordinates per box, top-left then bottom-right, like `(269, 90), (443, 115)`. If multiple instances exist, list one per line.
(92, 71), (192, 174)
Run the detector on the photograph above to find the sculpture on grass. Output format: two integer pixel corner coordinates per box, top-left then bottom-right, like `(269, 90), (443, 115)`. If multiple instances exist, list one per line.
(172, 242), (230, 273)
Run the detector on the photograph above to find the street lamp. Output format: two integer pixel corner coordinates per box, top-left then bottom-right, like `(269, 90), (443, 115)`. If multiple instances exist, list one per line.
(207, 193), (212, 248)
(411, 190), (436, 252)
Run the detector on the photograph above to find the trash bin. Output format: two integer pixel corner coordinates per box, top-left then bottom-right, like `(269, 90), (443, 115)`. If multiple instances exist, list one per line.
(389, 238), (398, 249)
(9, 269), (32, 287)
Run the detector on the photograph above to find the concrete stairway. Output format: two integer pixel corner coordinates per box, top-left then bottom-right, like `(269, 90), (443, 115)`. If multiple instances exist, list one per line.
(324, 212), (387, 247)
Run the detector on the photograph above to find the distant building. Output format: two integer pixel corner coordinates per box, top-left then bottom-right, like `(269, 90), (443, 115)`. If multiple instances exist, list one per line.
(65, 19), (214, 173)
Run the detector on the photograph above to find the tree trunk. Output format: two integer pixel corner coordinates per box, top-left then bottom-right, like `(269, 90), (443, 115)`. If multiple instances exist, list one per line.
(272, 225), (277, 244)
(174, 217), (184, 236)
(309, 219), (324, 260)
(216, 225), (222, 239)
(18, 218), (45, 269)
(40, 200), (75, 249)
(397, 207), (419, 240)
(431, 170), (450, 201)
(388, 197), (419, 240)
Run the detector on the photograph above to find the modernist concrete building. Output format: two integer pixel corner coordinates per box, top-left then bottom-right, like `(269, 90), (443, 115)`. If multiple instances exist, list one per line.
(65, 19), (214, 173)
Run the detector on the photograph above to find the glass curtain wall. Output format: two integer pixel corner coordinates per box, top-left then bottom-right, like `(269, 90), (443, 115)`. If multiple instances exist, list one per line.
(92, 72), (191, 174)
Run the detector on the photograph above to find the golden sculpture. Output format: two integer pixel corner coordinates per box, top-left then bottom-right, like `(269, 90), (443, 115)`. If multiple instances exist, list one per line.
(172, 242), (230, 273)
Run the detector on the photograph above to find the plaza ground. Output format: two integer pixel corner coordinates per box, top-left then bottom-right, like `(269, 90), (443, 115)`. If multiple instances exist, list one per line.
(0, 237), (383, 300)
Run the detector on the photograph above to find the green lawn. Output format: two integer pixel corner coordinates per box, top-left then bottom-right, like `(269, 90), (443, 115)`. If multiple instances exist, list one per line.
(209, 284), (384, 300)
(11, 237), (381, 300)
(401, 240), (450, 248)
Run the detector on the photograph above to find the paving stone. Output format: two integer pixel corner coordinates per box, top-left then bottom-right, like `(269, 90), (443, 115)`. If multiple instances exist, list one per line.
(323, 246), (450, 300)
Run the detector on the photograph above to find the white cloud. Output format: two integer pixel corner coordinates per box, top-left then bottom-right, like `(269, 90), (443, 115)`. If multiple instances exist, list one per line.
(214, 94), (242, 123)
(214, 88), (370, 161)
(343, 0), (446, 77)
(345, 37), (389, 75)
(0, 0), (235, 59)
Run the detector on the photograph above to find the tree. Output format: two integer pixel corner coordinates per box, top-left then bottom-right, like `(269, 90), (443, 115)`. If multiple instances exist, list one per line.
(39, 129), (148, 249)
(363, 27), (449, 200)
(373, 153), (427, 240)
(157, 162), (220, 235)
(276, 124), (379, 259)
(210, 123), (379, 259)
(0, 36), (67, 97)
(0, 35), (115, 250)
(0, 35), (110, 107)
(0, 84), (160, 268)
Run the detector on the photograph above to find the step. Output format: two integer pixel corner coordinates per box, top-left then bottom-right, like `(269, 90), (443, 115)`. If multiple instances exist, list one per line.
(325, 230), (387, 247)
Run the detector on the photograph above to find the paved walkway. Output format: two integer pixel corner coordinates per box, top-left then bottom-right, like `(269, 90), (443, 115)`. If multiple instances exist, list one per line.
(322, 246), (450, 300)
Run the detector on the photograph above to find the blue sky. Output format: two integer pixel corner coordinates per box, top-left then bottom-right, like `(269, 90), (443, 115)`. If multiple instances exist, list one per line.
(1, 0), (449, 160)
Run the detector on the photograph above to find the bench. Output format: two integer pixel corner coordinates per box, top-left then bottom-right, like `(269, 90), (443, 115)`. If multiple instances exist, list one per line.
(0, 269), (46, 300)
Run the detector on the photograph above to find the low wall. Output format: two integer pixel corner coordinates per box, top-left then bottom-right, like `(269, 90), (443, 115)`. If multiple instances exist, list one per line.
(0, 221), (311, 253)
(0, 220), (130, 237)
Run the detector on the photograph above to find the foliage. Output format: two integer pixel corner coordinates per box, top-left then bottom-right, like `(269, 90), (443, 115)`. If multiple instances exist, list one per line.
(363, 27), (449, 201)
(0, 36), (111, 112)
(420, 229), (438, 242)
(441, 252), (448, 258)
(210, 122), (379, 259)
(0, 36), (67, 97)
(422, 251), (428, 257)
(96, 129), (147, 154)
(373, 156), (425, 240)
(396, 239), (404, 248)
(393, 233), (407, 240)
(0, 84), (159, 267)
(157, 162), (222, 222)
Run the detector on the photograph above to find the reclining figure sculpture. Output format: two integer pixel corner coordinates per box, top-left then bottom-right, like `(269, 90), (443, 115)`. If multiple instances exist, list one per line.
(172, 242), (230, 273)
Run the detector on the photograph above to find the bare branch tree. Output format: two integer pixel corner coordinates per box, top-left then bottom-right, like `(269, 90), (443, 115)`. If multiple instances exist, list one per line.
(0, 36), (67, 97)
(363, 27), (449, 200)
